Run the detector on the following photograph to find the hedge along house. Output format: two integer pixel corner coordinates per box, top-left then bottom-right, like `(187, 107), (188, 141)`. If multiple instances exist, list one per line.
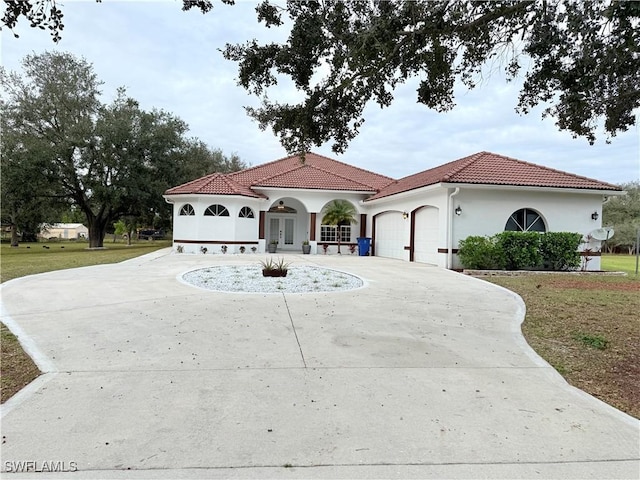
(164, 151), (622, 270)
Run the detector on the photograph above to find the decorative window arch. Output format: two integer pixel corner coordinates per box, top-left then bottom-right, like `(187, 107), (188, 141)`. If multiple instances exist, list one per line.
(238, 206), (255, 218)
(204, 204), (230, 217)
(505, 208), (546, 232)
(179, 204), (195, 216)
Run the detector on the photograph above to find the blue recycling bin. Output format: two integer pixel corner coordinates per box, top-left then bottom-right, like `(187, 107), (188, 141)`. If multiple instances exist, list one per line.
(357, 237), (371, 256)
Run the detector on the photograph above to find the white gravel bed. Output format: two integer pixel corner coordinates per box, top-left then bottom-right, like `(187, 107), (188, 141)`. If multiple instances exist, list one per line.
(181, 264), (363, 293)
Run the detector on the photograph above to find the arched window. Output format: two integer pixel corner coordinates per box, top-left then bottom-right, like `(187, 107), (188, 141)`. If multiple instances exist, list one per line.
(505, 208), (546, 232)
(238, 206), (255, 218)
(204, 204), (229, 216)
(179, 204), (195, 216)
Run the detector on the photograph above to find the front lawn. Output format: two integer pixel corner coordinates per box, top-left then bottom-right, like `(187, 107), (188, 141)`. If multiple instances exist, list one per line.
(486, 274), (639, 419)
(1, 239), (171, 283)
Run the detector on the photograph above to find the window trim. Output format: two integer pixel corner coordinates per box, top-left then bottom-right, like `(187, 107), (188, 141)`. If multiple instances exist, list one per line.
(504, 208), (546, 232)
(179, 204), (195, 216)
(320, 224), (351, 243)
(238, 206), (255, 219)
(204, 204), (230, 217)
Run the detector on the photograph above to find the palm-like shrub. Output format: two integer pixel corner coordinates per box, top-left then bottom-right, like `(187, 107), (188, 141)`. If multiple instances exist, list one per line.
(321, 200), (357, 254)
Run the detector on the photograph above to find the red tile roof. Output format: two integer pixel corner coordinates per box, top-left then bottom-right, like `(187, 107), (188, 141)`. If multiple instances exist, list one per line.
(165, 151), (621, 199)
(165, 152), (394, 197)
(367, 151), (622, 201)
(229, 152), (394, 191)
(253, 163), (378, 191)
(165, 173), (266, 198)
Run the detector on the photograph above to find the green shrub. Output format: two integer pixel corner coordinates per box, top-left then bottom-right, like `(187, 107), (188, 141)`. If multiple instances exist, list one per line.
(540, 232), (582, 271)
(457, 235), (505, 269)
(459, 231), (583, 271)
(494, 231), (542, 270)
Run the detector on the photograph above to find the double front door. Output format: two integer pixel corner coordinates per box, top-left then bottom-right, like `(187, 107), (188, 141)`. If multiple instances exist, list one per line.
(269, 217), (295, 248)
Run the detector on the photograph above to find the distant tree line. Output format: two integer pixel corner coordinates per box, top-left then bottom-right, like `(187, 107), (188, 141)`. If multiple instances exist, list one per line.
(602, 181), (640, 254)
(1, 51), (245, 248)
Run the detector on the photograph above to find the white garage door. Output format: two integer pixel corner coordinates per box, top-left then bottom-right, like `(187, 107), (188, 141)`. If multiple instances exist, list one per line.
(413, 206), (440, 265)
(375, 211), (406, 260)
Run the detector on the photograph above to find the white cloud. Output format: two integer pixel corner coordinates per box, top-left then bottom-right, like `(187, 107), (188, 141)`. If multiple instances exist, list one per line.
(2, 1), (638, 184)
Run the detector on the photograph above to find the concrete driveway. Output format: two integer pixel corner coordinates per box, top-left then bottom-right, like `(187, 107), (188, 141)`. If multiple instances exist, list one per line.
(1, 249), (638, 479)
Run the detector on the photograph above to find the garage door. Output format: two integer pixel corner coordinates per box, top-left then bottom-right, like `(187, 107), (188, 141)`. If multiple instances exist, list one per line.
(375, 211), (406, 260)
(413, 206), (440, 265)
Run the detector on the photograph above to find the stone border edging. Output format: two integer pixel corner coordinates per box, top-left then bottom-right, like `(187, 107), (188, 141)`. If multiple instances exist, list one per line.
(463, 269), (627, 277)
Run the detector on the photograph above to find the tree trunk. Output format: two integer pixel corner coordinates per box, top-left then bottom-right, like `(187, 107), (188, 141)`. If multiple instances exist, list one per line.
(337, 226), (341, 254)
(10, 223), (19, 247)
(88, 220), (108, 248)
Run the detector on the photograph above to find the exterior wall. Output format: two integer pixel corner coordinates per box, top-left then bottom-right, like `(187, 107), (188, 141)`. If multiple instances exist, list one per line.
(169, 196), (263, 254)
(449, 187), (605, 270)
(167, 185), (607, 270)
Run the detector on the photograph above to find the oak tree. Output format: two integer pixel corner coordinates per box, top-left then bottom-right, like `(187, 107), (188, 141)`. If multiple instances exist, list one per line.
(1, 51), (235, 247)
(4, 1), (639, 154)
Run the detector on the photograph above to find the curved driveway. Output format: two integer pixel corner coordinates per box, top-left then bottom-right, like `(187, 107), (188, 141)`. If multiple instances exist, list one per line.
(1, 249), (638, 478)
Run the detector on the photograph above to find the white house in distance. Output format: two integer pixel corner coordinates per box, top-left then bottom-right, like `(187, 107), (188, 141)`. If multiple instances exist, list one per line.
(163, 151), (622, 270)
(40, 223), (88, 240)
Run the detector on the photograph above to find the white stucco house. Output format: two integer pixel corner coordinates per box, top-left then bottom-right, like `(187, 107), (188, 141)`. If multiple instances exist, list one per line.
(163, 151), (622, 270)
(40, 223), (89, 240)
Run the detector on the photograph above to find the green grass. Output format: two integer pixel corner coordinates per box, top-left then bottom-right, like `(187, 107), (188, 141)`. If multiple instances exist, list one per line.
(601, 254), (640, 276)
(0, 239), (171, 283)
(486, 274), (639, 419)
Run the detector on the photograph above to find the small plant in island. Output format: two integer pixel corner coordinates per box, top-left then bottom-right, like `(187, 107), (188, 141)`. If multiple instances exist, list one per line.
(200, 246), (208, 254)
(349, 244), (356, 254)
(260, 257), (291, 277)
(221, 245), (228, 254)
(176, 245), (184, 253)
(239, 246), (246, 254)
(322, 243), (329, 254)
(251, 246), (257, 253)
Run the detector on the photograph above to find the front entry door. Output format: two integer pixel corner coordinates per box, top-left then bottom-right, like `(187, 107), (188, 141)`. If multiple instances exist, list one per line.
(269, 217), (295, 248)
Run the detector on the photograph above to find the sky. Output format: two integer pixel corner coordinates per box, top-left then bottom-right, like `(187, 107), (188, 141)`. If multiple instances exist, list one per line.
(2, 0), (639, 185)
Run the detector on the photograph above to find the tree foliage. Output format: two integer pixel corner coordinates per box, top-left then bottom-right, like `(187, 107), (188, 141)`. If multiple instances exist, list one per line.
(1, 51), (245, 247)
(603, 182), (640, 253)
(5, 1), (638, 155)
(0, 108), (63, 245)
(222, 0), (640, 153)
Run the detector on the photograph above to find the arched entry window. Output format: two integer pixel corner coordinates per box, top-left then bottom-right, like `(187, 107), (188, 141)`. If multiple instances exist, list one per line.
(179, 204), (195, 216)
(204, 204), (229, 216)
(505, 208), (546, 232)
